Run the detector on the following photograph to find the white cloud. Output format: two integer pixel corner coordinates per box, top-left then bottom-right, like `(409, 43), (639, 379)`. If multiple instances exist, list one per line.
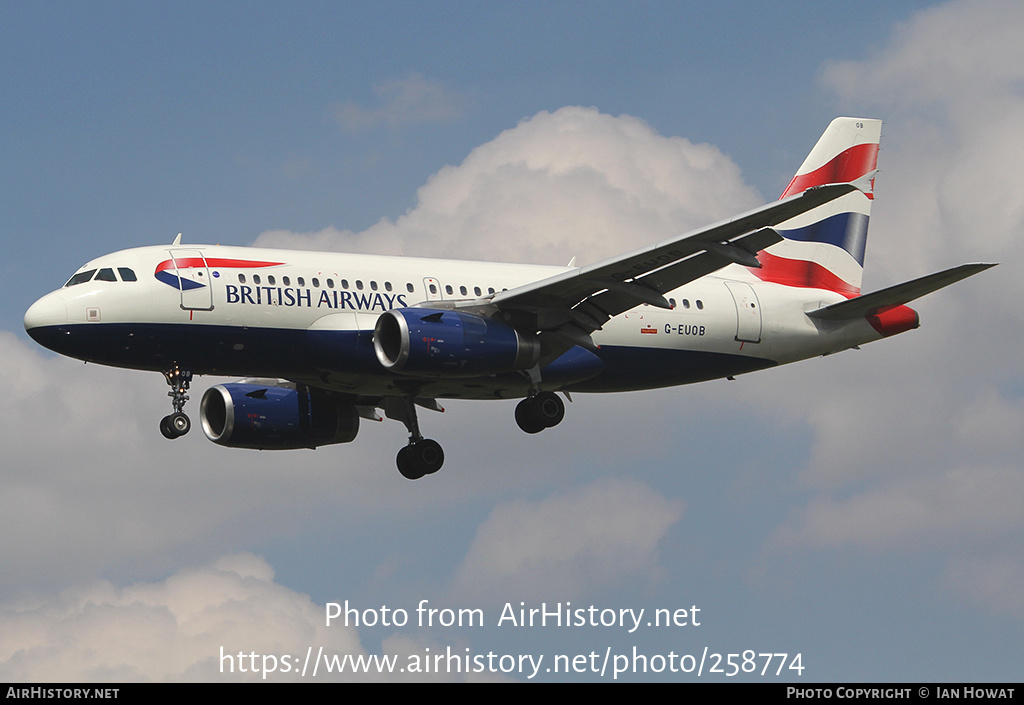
(333, 73), (470, 130)
(449, 478), (684, 603)
(823, 0), (1024, 112)
(771, 464), (1024, 552)
(0, 554), (367, 682)
(259, 106), (762, 266)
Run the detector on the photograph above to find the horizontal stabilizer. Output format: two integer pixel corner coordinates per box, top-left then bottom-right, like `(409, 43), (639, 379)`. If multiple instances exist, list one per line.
(807, 263), (996, 320)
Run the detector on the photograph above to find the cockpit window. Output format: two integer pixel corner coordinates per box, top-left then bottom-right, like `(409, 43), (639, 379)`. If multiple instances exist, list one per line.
(65, 270), (96, 287)
(64, 267), (138, 286)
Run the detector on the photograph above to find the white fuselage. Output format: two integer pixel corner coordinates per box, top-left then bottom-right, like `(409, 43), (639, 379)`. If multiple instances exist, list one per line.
(25, 243), (883, 400)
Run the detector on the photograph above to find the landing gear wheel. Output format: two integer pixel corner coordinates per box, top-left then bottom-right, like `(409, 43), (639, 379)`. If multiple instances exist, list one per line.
(515, 392), (565, 433)
(397, 439), (445, 480)
(533, 391), (565, 428)
(160, 416), (176, 439)
(396, 446), (423, 480)
(415, 439), (444, 475)
(160, 412), (191, 439)
(515, 398), (546, 434)
(169, 411), (191, 436)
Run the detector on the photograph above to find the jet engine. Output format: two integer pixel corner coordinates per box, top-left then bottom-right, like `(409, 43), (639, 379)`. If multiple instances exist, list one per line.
(373, 308), (539, 376)
(200, 382), (359, 450)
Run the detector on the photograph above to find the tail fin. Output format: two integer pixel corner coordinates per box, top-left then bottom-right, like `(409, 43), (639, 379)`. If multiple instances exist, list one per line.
(752, 118), (882, 297)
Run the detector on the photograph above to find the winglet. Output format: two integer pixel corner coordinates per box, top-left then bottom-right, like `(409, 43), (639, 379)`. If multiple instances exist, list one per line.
(172, 233), (183, 245)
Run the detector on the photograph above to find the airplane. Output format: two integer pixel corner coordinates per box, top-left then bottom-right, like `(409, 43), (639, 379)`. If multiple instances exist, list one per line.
(24, 117), (994, 480)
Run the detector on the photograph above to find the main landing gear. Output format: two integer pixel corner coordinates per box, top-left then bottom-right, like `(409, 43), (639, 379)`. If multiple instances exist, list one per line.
(386, 397), (444, 480)
(397, 439), (444, 481)
(160, 365), (193, 439)
(515, 391), (565, 434)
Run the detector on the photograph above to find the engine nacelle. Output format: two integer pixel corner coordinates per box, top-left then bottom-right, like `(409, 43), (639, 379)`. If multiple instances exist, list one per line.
(200, 382), (359, 450)
(373, 308), (539, 377)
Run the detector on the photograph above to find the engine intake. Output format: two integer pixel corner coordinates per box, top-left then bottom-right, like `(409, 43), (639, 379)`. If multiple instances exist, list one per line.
(373, 308), (539, 376)
(200, 382), (359, 450)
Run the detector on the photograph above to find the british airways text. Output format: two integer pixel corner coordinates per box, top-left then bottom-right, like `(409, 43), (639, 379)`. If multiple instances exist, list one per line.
(225, 285), (409, 311)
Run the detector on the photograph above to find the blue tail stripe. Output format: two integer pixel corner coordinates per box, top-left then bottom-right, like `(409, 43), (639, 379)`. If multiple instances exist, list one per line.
(776, 212), (868, 265)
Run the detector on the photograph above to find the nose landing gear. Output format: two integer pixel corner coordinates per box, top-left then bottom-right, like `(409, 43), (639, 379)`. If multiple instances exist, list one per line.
(160, 366), (193, 439)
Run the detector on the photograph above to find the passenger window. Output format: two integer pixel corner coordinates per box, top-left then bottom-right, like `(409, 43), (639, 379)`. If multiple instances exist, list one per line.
(253, 275), (261, 285)
(268, 275), (276, 286)
(297, 277), (305, 287)
(65, 270), (96, 287)
(474, 286), (481, 296)
(459, 285), (467, 296)
(283, 276), (290, 286)
(429, 284), (437, 294)
(118, 268), (138, 282)
(312, 278), (320, 287)
(445, 285), (453, 295)
(327, 278), (334, 288)
(356, 280), (364, 290)
(238, 273), (247, 284)
(407, 283), (414, 293)
(341, 279), (349, 289)
(370, 281), (378, 291)
(696, 300), (704, 310)
(385, 282), (393, 292)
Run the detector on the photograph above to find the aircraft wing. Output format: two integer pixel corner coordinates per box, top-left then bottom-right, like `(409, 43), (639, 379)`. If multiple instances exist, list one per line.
(486, 183), (857, 349)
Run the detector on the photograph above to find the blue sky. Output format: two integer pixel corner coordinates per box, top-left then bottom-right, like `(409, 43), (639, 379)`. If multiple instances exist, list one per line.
(2, 0), (1022, 682)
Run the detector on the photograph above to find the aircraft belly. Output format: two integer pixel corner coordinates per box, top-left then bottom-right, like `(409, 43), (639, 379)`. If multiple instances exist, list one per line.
(568, 345), (775, 392)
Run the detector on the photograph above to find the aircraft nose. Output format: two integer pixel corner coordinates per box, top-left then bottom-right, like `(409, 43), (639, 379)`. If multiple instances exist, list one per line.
(24, 292), (67, 338)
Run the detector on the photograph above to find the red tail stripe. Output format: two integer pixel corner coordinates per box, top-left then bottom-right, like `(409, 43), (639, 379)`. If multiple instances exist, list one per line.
(780, 143), (879, 199)
(751, 252), (860, 297)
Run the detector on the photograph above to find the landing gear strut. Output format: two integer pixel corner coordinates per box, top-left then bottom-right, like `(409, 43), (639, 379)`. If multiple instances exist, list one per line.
(515, 391), (565, 434)
(160, 365), (193, 439)
(386, 397), (444, 480)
